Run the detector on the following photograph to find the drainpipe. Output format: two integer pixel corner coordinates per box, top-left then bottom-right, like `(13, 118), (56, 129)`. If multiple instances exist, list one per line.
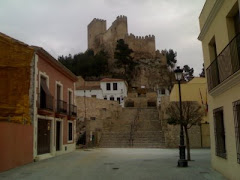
(32, 53), (38, 160)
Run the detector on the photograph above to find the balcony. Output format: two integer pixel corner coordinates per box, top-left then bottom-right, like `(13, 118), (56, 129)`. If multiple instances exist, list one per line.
(207, 34), (240, 93)
(68, 104), (77, 117)
(38, 93), (54, 115)
(56, 100), (67, 114)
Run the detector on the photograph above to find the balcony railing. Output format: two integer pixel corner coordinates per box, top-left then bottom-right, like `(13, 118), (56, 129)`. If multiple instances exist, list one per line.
(207, 33), (240, 91)
(68, 104), (77, 116)
(56, 100), (67, 114)
(38, 93), (54, 111)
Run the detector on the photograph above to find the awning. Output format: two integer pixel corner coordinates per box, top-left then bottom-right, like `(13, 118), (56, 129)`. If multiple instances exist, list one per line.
(40, 78), (51, 95)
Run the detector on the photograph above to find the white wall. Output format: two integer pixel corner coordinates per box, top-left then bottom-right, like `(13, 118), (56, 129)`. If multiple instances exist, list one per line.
(157, 87), (169, 106)
(75, 89), (103, 99)
(100, 81), (128, 107)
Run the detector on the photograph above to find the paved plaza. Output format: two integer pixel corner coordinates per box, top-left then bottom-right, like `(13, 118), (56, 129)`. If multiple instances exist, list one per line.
(0, 148), (225, 180)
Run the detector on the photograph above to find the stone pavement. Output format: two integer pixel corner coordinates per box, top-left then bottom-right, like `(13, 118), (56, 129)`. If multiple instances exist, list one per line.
(0, 148), (225, 180)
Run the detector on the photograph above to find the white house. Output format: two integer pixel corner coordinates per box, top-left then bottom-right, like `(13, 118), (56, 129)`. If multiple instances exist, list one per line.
(75, 85), (103, 99)
(100, 78), (128, 107)
(157, 87), (170, 106)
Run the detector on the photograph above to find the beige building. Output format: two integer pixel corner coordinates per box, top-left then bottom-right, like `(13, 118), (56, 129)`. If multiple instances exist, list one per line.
(170, 78), (210, 148)
(199, 0), (240, 179)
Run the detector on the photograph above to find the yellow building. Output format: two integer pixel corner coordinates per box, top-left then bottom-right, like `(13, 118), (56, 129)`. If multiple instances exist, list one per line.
(199, 0), (240, 179)
(170, 77), (210, 148)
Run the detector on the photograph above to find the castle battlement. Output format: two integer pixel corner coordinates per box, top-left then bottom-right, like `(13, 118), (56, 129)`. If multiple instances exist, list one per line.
(111, 15), (127, 26)
(88, 18), (106, 28)
(116, 15), (127, 20)
(126, 34), (155, 41)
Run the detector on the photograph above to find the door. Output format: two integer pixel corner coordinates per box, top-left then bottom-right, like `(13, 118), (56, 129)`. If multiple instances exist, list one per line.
(56, 121), (61, 151)
(37, 119), (51, 155)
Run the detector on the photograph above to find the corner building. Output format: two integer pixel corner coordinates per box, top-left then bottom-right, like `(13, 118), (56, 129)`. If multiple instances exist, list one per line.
(33, 46), (78, 160)
(199, 0), (240, 179)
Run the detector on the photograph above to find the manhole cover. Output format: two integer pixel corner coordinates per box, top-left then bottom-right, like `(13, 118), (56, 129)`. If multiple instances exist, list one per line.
(200, 172), (209, 174)
(83, 149), (91, 151)
(104, 163), (114, 165)
(112, 167), (119, 170)
(143, 159), (153, 162)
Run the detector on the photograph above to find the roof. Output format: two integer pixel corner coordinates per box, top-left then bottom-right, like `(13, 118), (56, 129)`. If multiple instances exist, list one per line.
(100, 78), (128, 87)
(0, 32), (30, 47)
(31, 46), (78, 82)
(76, 85), (101, 90)
(188, 77), (206, 84)
(100, 78), (125, 82)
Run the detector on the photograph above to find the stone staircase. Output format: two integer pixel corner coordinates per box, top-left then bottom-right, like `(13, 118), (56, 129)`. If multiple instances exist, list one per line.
(99, 107), (165, 148)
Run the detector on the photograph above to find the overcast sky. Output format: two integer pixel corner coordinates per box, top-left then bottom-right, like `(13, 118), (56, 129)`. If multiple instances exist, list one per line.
(0, 0), (205, 75)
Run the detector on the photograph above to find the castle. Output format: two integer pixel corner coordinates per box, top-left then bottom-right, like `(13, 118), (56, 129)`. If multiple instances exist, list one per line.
(88, 15), (165, 64)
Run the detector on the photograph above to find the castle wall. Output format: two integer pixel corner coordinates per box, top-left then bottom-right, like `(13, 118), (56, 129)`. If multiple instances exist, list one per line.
(87, 16), (156, 60)
(125, 34), (156, 59)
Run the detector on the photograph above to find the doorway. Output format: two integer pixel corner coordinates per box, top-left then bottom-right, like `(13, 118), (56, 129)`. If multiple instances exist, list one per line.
(37, 119), (51, 155)
(56, 121), (61, 151)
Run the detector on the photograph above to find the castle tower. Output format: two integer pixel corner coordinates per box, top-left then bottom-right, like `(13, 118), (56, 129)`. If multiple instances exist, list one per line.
(110, 15), (128, 41)
(87, 18), (107, 50)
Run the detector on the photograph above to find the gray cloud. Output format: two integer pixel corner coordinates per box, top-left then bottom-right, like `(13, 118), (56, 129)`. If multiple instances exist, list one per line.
(0, 0), (205, 75)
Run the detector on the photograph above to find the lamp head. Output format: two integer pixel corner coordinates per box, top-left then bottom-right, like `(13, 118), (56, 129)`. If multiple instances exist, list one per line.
(174, 66), (183, 81)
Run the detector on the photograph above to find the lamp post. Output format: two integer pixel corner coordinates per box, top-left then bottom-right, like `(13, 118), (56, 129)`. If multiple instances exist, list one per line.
(174, 66), (188, 167)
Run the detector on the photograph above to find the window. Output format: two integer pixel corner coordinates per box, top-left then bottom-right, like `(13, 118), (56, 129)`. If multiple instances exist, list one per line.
(68, 91), (72, 105)
(113, 83), (117, 90)
(161, 88), (166, 95)
(68, 91), (73, 114)
(106, 83), (111, 90)
(117, 97), (120, 104)
(91, 95), (96, 98)
(208, 36), (217, 62)
(40, 76), (53, 110)
(90, 117), (96, 120)
(226, 2), (240, 40)
(233, 100), (240, 163)
(68, 122), (73, 142)
(110, 96), (114, 101)
(104, 96), (107, 100)
(213, 107), (226, 158)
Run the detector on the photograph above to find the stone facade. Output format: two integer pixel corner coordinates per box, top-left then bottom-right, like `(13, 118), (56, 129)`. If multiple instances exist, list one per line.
(125, 92), (157, 108)
(159, 96), (203, 148)
(75, 96), (122, 146)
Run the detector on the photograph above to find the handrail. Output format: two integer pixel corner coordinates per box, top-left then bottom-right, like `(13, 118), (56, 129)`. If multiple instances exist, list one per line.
(56, 99), (67, 114)
(69, 104), (77, 116)
(129, 108), (140, 147)
(38, 93), (54, 111)
(206, 33), (240, 91)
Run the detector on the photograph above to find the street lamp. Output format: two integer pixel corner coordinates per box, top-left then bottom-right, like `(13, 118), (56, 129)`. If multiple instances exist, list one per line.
(174, 66), (188, 167)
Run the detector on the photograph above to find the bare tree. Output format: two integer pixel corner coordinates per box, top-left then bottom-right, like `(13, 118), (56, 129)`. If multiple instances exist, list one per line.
(166, 101), (204, 160)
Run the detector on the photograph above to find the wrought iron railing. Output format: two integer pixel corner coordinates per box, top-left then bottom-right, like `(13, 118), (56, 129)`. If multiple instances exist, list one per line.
(56, 100), (67, 114)
(68, 104), (77, 116)
(206, 33), (240, 91)
(38, 93), (54, 111)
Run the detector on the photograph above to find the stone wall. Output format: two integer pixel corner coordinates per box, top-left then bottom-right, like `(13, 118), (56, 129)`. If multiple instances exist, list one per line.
(0, 33), (34, 124)
(159, 96), (205, 148)
(125, 92), (157, 108)
(75, 96), (122, 146)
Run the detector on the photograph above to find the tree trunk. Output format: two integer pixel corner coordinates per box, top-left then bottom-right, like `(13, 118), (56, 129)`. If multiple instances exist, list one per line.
(184, 126), (191, 161)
